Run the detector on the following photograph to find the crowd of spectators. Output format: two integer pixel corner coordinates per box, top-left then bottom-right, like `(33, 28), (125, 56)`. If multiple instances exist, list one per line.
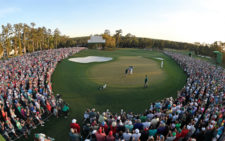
(0, 47), (85, 141)
(80, 52), (225, 141)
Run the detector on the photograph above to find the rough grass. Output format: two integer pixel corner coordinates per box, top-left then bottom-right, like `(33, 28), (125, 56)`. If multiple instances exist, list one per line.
(19, 48), (186, 141)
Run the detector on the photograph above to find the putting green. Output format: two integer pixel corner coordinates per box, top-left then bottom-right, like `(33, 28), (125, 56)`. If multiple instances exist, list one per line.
(88, 56), (166, 88)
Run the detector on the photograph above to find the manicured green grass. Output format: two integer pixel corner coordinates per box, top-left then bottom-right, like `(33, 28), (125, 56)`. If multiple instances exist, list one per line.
(89, 56), (166, 88)
(0, 135), (5, 141)
(20, 48), (186, 141)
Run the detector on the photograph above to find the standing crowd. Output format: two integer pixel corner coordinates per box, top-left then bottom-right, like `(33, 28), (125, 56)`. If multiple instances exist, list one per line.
(79, 52), (225, 141)
(0, 47), (85, 141)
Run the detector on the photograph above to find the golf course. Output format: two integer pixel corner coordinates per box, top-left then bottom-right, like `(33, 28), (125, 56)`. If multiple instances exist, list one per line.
(19, 48), (187, 141)
(89, 56), (166, 88)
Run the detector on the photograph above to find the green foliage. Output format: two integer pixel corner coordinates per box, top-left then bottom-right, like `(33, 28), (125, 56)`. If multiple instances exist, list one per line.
(114, 29), (122, 48)
(102, 34), (116, 48)
(0, 22), (69, 58)
(1, 24), (224, 64)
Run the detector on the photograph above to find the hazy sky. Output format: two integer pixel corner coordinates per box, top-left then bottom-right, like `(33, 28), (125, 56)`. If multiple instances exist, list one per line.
(0, 0), (225, 43)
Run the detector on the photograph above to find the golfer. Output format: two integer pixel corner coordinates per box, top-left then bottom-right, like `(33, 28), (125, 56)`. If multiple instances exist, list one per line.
(125, 68), (128, 75)
(144, 75), (148, 88)
(129, 66), (133, 74)
(99, 83), (107, 90)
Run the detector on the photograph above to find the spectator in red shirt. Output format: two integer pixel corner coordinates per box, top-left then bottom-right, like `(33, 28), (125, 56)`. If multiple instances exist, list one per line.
(175, 125), (189, 141)
(106, 130), (115, 141)
(110, 121), (117, 134)
(46, 101), (51, 113)
(100, 121), (109, 134)
(95, 127), (106, 141)
(180, 126), (189, 138)
(70, 119), (80, 133)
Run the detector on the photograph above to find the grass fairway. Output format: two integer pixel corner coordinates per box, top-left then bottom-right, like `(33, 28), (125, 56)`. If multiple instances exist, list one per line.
(20, 48), (186, 141)
(89, 56), (166, 88)
(0, 135), (5, 141)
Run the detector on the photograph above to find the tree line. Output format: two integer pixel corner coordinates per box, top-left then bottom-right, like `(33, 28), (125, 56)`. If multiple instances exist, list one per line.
(0, 24), (224, 64)
(66, 29), (225, 64)
(0, 22), (71, 58)
(66, 29), (224, 57)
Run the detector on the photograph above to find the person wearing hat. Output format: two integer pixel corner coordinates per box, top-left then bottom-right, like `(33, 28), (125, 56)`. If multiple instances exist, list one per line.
(90, 130), (97, 141)
(110, 121), (117, 134)
(132, 129), (141, 141)
(70, 119), (80, 133)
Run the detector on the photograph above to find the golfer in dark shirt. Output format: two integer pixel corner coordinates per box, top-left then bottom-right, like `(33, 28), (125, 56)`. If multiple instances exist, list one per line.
(125, 68), (128, 75)
(144, 75), (148, 88)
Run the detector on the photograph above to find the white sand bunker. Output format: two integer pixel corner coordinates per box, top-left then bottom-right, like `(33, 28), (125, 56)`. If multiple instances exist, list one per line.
(69, 56), (113, 63)
(155, 57), (164, 61)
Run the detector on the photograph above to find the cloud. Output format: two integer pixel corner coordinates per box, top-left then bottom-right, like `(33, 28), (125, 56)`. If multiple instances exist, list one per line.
(0, 7), (20, 18)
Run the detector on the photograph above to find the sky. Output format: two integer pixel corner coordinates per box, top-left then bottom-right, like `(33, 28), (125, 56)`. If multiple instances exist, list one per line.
(0, 0), (225, 43)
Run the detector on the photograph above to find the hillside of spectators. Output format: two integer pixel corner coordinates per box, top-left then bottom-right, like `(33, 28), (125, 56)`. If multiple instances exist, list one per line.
(0, 47), (85, 141)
